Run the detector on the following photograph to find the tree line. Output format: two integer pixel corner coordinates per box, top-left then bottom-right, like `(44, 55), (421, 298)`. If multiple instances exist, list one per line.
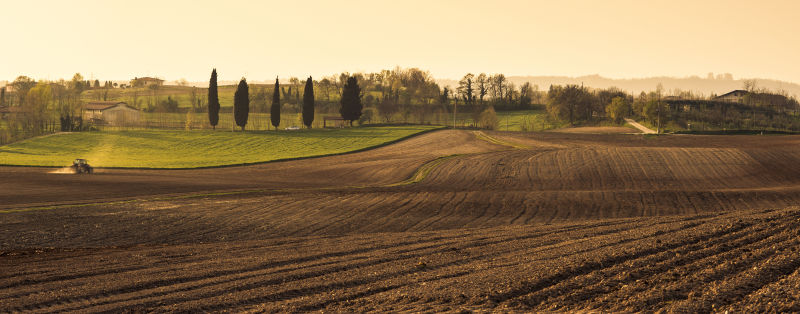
(543, 82), (800, 132)
(207, 69), (362, 130)
(3, 68), (799, 140)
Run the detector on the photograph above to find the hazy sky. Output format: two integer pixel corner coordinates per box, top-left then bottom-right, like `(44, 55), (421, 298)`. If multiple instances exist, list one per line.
(2, 0), (799, 83)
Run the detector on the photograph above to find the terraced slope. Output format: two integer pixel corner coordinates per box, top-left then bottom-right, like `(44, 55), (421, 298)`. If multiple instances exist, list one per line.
(2, 208), (798, 312)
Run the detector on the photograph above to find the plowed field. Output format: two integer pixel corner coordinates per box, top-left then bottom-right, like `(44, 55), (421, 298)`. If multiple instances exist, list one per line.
(2, 130), (800, 312)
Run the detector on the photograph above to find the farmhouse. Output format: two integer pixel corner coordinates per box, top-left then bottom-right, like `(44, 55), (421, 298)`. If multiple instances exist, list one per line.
(83, 101), (140, 126)
(0, 106), (26, 119)
(714, 90), (749, 103)
(130, 77), (164, 88)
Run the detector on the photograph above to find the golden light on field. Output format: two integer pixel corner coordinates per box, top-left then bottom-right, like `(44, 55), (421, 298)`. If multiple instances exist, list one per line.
(1, 0), (799, 83)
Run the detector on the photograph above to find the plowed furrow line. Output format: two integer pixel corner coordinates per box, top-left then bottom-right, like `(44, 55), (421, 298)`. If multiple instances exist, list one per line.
(73, 236), (522, 312)
(486, 216), (757, 306)
(402, 192), (459, 231)
(0, 264), (152, 291)
(296, 193), (369, 235)
(278, 194), (358, 236)
(524, 221), (705, 264)
(628, 233), (798, 311)
(346, 192), (420, 233)
(13, 222), (577, 311)
(233, 217), (710, 311)
(161, 224), (639, 312)
(8, 238), (468, 313)
(3, 233), (484, 311)
(341, 193), (415, 232)
(14, 221), (640, 312)
(667, 239), (800, 312)
(36, 239), (472, 313)
(236, 196), (311, 230)
(429, 191), (471, 228)
(529, 217), (792, 309)
(721, 257), (800, 311)
(292, 270), (475, 312)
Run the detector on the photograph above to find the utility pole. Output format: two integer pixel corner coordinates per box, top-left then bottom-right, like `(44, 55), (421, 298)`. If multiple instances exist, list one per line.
(453, 95), (457, 129)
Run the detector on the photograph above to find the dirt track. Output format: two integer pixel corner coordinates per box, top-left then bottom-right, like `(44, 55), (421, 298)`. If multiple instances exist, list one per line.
(2, 129), (800, 311)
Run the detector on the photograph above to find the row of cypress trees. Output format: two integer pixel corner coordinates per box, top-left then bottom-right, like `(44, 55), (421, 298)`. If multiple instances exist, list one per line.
(207, 69), (361, 130)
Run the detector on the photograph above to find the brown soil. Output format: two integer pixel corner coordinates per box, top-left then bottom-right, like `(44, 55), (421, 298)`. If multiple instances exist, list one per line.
(0, 130), (499, 210)
(2, 130), (800, 312)
(548, 126), (638, 134)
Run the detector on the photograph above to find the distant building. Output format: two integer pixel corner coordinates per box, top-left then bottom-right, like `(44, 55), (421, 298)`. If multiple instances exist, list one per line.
(130, 77), (164, 88)
(0, 106), (26, 119)
(83, 101), (140, 126)
(714, 90), (749, 103)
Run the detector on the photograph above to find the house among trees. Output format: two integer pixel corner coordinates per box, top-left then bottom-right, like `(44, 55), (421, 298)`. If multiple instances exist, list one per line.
(0, 106), (26, 119)
(714, 90), (749, 103)
(130, 77), (164, 88)
(83, 101), (140, 126)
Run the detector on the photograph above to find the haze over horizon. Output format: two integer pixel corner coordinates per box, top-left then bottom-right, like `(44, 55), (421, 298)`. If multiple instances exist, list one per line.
(2, 0), (799, 84)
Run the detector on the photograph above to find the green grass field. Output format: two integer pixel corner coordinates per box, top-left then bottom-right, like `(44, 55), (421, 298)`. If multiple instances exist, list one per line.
(0, 126), (440, 168)
(495, 110), (563, 131)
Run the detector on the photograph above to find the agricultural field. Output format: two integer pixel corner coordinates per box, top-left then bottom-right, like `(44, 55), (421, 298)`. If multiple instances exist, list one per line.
(2, 128), (800, 311)
(0, 125), (439, 168)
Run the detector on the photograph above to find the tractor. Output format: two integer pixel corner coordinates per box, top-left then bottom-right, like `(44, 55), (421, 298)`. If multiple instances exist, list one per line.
(70, 159), (93, 174)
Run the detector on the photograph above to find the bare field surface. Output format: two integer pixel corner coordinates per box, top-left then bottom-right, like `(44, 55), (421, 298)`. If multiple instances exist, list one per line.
(2, 130), (800, 311)
(548, 126), (637, 134)
(0, 130), (499, 209)
(1, 208), (799, 312)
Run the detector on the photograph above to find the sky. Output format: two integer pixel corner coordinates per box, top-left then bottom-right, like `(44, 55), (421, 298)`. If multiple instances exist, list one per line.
(1, 0), (799, 84)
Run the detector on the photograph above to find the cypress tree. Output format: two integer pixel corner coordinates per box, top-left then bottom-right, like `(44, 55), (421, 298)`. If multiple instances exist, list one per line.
(234, 78), (249, 131)
(0, 87), (5, 106)
(339, 76), (362, 126)
(208, 68), (220, 130)
(271, 77), (280, 129)
(302, 77), (314, 128)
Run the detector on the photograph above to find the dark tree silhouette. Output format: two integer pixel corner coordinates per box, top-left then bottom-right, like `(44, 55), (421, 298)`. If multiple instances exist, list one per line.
(208, 68), (220, 129)
(339, 76), (362, 126)
(302, 77), (314, 128)
(234, 78), (249, 131)
(271, 78), (280, 129)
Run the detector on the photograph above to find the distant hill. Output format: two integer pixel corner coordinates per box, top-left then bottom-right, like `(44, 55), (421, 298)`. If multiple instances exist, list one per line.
(437, 75), (800, 98)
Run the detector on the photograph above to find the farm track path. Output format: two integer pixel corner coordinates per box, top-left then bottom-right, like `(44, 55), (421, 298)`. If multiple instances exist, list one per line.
(625, 118), (657, 134)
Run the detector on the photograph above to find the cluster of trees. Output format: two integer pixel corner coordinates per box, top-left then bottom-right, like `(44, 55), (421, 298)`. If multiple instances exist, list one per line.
(207, 69), (353, 131)
(295, 69), (545, 127)
(543, 81), (800, 132)
(455, 73), (543, 110)
(4, 68), (798, 140)
(0, 74), (94, 144)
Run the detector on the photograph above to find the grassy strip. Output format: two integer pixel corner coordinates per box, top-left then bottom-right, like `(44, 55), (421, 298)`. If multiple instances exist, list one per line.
(673, 129), (800, 135)
(473, 131), (529, 149)
(0, 125), (442, 169)
(385, 155), (462, 187)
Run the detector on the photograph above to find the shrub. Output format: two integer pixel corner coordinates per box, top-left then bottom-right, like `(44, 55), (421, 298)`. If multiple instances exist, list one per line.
(478, 106), (499, 130)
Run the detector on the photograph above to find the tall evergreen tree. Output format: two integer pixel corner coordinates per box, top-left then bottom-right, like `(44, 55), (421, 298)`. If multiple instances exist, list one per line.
(271, 77), (281, 129)
(208, 68), (220, 129)
(233, 78), (249, 131)
(0, 87), (5, 106)
(339, 76), (362, 126)
(302, 77), (315, 128)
